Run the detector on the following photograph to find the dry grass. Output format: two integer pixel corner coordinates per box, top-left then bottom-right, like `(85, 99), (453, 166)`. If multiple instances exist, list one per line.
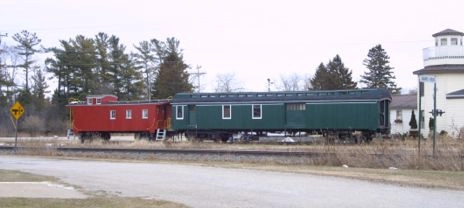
(3, 135), (464, 171)
(0, 197), (187, 208)
(0, 169), (187, 208)
(0, 170), (57, 182)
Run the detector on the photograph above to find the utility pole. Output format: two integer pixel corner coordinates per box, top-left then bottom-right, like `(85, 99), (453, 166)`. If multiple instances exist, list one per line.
(190, 65), (206, 92)
(267, 78), (273, 92)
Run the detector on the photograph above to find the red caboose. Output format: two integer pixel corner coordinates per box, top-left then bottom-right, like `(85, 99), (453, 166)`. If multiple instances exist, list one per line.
(67, 95), (172, 142)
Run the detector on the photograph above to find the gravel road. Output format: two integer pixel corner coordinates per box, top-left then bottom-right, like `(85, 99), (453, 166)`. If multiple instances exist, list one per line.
(1, 155), (463, 208)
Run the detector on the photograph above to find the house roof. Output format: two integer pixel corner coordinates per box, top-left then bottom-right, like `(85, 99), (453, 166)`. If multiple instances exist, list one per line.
(432, 29), (464, 37)
(391, 94), (417, 109)
(446, 89), (464, 99)
(413, 65), (464, 75)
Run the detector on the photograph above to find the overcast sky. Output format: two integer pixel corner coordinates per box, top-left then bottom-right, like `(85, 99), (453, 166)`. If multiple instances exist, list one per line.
(1, 0), (463, 93)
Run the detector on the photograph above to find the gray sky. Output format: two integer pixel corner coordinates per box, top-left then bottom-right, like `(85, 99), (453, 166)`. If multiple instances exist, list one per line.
(1, 0), (463, 93)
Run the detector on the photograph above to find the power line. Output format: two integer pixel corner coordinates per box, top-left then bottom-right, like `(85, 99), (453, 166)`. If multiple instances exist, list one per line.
(189, 65), (206, 92)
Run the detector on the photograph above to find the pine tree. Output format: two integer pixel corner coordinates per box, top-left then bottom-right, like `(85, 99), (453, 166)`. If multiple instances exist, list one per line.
(310, 63), (330, 90)
(311, 55), (357, 90)
(107, 35), (143, 100)
(327, 55), (357, 89)
(133, 40), (158, 100)
(94, 33), (113, 94)
(361, 44), (400, 94)
(31, 68), (49, 111)
(409, 110), (418, 129)
(153, 38), (192, 98)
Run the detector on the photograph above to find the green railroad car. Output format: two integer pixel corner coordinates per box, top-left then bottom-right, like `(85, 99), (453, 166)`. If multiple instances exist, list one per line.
(171, 88), (391, 142)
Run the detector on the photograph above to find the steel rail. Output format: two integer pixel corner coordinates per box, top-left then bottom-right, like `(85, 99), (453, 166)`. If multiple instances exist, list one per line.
(56, 147), (334, 157)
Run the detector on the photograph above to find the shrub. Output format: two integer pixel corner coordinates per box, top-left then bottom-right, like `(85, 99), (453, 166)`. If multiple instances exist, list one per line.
(21, 115), (46, 136)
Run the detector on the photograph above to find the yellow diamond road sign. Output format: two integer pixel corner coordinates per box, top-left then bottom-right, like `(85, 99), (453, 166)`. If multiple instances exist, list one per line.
(10, 101), (25, 120)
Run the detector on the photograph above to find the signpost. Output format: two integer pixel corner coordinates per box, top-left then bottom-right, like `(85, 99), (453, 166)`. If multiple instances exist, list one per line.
(10, 101), (25, 151)
(419, 75), (438, 157)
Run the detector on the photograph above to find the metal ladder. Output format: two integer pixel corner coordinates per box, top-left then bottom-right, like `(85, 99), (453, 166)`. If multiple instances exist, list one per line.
(155, 129), (166, 140)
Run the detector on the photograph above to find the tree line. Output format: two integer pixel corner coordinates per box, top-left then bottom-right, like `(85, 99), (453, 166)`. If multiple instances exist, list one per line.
(0, 30), (399, 136)
(0, 30), (192, 135)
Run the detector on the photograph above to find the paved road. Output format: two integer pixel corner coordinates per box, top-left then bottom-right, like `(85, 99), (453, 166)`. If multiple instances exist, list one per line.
(0, 155), (463, 208)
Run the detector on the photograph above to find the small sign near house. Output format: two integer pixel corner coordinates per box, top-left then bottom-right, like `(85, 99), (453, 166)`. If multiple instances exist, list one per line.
(420, 75), (436, 83)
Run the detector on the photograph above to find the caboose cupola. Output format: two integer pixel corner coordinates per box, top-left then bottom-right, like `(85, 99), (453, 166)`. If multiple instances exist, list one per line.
(86, 95), (118, 105)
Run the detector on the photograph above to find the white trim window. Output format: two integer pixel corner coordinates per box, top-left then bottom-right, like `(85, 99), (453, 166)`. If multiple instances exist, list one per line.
(110, 110), (116, 120)
(252, 104), (262, 119)
(222, 105), (232, 119)
(96, 98), (102, 105)
(142, 109), (149, 119)
(126, 109), (132, 119)
(176, 105), (184, 120)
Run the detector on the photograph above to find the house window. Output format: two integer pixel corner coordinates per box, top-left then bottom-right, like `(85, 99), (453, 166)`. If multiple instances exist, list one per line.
(395, 110), (402, 123)
(96, 98), (102, 105)
(87, 98), (93, 105)
(252, 104), (262, 119)
(176, 106), (184, 120)
(222, 105), (231, 119)
(451, 38), (458, 45)
(441, 38), (447, 46)
(126, 110), (132, 119)
(142, 109), (148, 119)
(110, 110), (116, 120)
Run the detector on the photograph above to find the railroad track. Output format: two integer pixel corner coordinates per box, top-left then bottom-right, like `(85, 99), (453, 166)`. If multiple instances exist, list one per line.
(0, 146), (333, 157)
(2, 146), (459, 159)
(57, 147), (335, 157)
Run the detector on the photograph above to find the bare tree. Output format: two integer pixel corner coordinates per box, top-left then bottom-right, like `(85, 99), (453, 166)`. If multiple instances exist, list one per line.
(278, 73), (308, 91)
(215, 72), (243, 92)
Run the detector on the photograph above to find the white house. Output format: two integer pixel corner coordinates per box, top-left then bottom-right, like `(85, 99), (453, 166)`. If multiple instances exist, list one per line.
(390, 94), (417, 135)
(413, 29), (464, 137)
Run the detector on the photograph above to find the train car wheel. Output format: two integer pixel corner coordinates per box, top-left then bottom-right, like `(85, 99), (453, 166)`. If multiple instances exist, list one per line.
(101, 132), (111, 141)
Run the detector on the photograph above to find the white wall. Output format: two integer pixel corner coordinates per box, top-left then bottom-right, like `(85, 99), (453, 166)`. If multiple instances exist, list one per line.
(390, 109), (416, 135)
(419, 73), (464, 136)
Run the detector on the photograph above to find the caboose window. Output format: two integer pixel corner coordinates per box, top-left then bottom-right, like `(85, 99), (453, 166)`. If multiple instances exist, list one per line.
(142, 109), (148, 119)
(126, 110), (132, 119)
(176, 106), (184, 120)
(222, 105), (231, 119)
(96, 98), (102, 105)
(110, 110), (116, 120)
(252, 104), (262, 119)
